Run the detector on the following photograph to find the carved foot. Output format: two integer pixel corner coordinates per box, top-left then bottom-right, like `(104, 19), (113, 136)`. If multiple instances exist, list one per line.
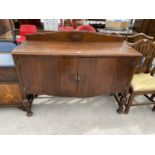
(117, 108), (124, 114)
(26, 111), (33, 117)
(152, 105), (155, 111)
(23, 99), (33, 117)
(27, 94), (34, 105)
(117, 94), (127, 114)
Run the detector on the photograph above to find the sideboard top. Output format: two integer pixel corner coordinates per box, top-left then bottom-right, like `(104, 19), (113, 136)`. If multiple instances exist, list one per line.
(13, 32), (141, 57)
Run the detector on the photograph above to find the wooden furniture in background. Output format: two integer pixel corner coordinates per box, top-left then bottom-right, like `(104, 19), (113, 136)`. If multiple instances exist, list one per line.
(127, 33), (154, 43)
(0, 53), (23, 108)
(125, 39), (155, 113)
(133, 19), (155, 40)
(127, 33), (154, 73)
(12, 32), (141, 116)
(0, 19), (11, 36)
(0, 19), (16, 43)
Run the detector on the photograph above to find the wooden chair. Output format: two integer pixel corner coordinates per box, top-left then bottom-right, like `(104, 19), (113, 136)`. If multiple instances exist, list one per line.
(125, 39), (155, 114)
(127, 33), (154, 72)
(127, 33), (154, 43)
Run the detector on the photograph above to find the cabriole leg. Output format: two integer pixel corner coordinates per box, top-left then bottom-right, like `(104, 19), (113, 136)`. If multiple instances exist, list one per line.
(117, 90), (128, 114)
(23, 98), (33, 117)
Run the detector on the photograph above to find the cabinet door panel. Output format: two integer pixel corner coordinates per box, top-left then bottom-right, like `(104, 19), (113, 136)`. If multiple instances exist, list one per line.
(19, 56), (77, 97)
(77, 57), (134, 97)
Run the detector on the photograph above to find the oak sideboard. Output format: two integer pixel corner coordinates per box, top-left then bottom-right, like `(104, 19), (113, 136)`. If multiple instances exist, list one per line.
(12, 31), (141, 116)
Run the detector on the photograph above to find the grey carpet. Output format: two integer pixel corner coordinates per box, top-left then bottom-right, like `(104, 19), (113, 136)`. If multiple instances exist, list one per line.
(0, 95), (154, 135)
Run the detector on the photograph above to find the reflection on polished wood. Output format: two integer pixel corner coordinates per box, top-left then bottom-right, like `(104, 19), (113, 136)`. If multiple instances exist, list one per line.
(13, 31), (141, 116)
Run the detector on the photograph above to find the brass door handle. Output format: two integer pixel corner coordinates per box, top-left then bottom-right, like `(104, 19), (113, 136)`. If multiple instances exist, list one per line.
(77, 76), (81, 81)
(75, 75), (81, 81)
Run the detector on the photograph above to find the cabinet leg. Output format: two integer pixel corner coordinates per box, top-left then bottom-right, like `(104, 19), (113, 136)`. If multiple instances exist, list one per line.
(23, 99), (33, 117)
(26, 110), (33, 117)
(116, 91), (128, 114)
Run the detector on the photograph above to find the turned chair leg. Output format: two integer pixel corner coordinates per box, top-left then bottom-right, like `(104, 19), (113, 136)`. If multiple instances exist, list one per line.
(152, 104), (155, 111)
(125, 92), (135, 114)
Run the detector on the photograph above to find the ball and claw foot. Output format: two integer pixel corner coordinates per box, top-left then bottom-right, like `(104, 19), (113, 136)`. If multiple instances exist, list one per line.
(26, 111), (33, 117)
(116, 96), (126, 114)
(117, 108), (124, 114)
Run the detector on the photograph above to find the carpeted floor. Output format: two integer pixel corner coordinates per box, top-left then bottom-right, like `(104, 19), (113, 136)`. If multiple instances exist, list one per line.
(0, 95), (155, 135)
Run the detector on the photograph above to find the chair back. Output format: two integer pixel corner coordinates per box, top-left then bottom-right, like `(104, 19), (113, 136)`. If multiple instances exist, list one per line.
(128, 39), (155, 73)
(76, 25), (96, 32)
(20, 25), (37, 36)
(150, 42), (155, 75)
(127, 33), (154, 43)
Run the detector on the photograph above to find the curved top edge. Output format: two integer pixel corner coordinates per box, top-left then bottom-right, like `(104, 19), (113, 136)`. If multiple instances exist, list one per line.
(26, 31), (125, 42)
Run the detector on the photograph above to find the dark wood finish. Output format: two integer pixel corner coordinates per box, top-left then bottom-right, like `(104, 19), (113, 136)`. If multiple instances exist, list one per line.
(13, 32), (139, 58)
(127, 39), (154, 73)
(12, 32), (141, 116)
(24, 31), (125, 42)
(114, 90), (128, 114)
(133, 20), (155, 40)
(19, 56), (78, 97)
(77, 57), (134, 97)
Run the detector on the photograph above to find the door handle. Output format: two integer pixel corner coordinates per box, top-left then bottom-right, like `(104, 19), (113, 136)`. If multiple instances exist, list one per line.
(77, 76), (81, 81)
(75, 75), (81, 81)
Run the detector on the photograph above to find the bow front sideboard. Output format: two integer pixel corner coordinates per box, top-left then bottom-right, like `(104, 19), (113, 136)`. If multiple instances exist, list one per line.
(12, 32), (141, 116)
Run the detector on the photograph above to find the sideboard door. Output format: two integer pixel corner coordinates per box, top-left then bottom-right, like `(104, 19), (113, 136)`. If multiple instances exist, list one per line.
(77, 57), (134, 97)
(18, 56), (78, 97)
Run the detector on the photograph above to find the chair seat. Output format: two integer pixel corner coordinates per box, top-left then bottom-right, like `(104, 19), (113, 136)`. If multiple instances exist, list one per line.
(131, 73), (155, 92)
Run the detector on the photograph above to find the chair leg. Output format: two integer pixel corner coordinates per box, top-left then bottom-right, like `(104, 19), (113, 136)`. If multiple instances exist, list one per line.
(124, 92), (135, 114)
(151, 94), (155, 100)
(152, 104), (155, 111)
(150, 94), (155, 111)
